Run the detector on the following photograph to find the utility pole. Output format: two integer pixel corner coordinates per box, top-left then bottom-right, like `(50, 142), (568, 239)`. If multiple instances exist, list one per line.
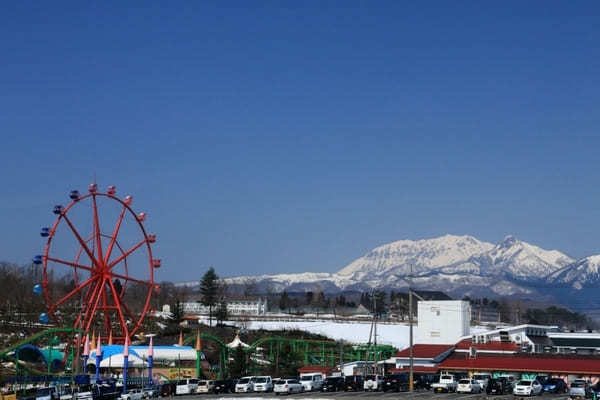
(408, 264), (414, 392)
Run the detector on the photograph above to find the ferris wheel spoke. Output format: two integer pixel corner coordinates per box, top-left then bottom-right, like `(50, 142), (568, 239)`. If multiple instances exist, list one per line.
(107, 239), (146, 270)
(119, 298), (137, 324)
(101, 281), (111, 337)
(62, 214), (100, 268)
(46, 257), (95, 273)
(73, 278), (101, 329)
(103, 204), (127, 266)
(107, 278), (129, 338)
(51, 275), (98, 311)
(92, 195), (104, 263)
(84, 277), (106, 332)
(109, 271), (153, 287)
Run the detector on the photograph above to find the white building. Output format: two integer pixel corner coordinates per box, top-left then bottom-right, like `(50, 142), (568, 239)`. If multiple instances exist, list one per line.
(183, 297), (268, 316)
(416, 300), (470, 345)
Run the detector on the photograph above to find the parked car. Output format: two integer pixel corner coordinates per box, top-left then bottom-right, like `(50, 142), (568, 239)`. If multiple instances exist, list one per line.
(196, 380), (215, 394)
(513, 380), (543, 396)
(472, 373), (492, 390)
(299, 373), (323, 391)
(457, 379), (482, 394)
(344, 375), (364, 392)
(35, 387), (58, 400)
(321, 377), (345, 392)
(487, 377), (512, 395)
(141, 386), (159, 399)
(414, 373), (438, 390)
(570, 380), (592, 398)
(253, 377), (273, 393)
(364, 375), (384, 392)
(58, 387), (73, 400)
(273, 379), (303, 395)
(235, 377), (255, 393)
(212, 380), (236, 394)
(175, 379), (198, 395)
(75, 385), (93, 400)
(120, 389), (143, 400)
(431, 374), (458, 393)
(382, 374), (409, 392)
(158, 383), (176, 397)
(541, 378), (567, 393)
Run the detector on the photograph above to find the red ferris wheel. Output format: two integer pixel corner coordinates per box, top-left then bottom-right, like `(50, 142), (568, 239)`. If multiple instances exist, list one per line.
(34, 183), (161, 342)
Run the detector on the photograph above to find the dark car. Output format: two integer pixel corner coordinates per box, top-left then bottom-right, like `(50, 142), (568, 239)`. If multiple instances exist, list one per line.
(541, 378), (567, 393)
(321, 377), (345, 392)
(414, 373), (438, 390)
(382, 373), (410, 392)
(159, 383), (176, 397)
(486, 377), (512, 395)
(344, 375), (364, 391)
(212, 380), (237, 394)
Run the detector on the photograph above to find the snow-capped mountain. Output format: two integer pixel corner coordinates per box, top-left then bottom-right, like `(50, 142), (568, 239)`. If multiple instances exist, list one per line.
(209, 234), (584, 299)
(337, 234), (494, 281)
(437, 235), (574, 281)
(546, 255), (600, 290)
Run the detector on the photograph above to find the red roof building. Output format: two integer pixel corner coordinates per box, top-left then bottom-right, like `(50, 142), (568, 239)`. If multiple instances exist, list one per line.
(439, 354), (600, 375)
(394, 344), (455, 359)
(454, 339), (520, 354)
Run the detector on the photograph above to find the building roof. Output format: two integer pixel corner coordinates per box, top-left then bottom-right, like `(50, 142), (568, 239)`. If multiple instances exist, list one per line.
(394, 344), (455, 359)
(298, 366), (336, 374)
(439, 355), (600, 375)
(455, 339), (520, 353)
(390, 366), (439, 374)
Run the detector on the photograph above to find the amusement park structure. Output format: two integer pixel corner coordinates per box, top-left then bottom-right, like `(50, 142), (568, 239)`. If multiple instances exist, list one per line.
(32, 183), (160, 343)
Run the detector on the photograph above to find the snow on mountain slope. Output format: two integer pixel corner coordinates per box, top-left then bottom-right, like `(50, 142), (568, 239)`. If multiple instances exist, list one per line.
(438, 235), (574, 281)
(546, 255), (600, 289)
(337, 234), (493, 280)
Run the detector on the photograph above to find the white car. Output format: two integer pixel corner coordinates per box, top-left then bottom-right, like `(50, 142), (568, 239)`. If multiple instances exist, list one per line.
(197, 380), (215, 393)
(253, 376), (273, 392)
(175, 379), (199, 395)
(513, 380), (543, 396)
(457, 379), (482, 393)
(235, 377), (255, 393)
(274, 379), (303, 395)
(473, 373), (492, 390)
(120, 389), (143, 400)
(299, 373), (323, 391)
(364, 375), (384, 391)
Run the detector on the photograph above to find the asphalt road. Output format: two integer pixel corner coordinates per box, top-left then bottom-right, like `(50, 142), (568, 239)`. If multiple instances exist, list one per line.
(174, 390), (570, 400)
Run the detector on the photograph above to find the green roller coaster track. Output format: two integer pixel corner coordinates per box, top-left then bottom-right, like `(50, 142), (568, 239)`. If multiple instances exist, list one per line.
(182, 333), (396, 379)
(1, 329), (396, 380)
(0, 327), (84, 378)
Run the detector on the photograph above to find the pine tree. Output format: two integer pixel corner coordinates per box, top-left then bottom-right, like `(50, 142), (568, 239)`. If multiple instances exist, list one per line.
(171, 299), (184, 325)
(200, 267), (219, 327)
(279, 291), (290, 312)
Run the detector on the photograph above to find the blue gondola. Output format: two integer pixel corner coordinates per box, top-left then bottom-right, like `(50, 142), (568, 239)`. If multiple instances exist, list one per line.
(39, 313), (49, 324)
(40, 227), (50, 237)
(33, 255), (42, 264)
(69, 190), (80, 200)
(33, 284), (43, 295)
(53, 205), (63, 214)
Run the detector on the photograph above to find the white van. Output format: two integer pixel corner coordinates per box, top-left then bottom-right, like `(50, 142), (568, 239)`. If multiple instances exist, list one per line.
(175, 379), (198, 395)
(235, 377), (256, 393)
(197, 380), (215, 393)
(299, 373), (323, 391)
(252, 376), (273, 392)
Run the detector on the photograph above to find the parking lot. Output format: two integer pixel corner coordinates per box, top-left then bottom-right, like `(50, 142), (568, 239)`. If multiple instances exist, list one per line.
(175, 390), (571, 400)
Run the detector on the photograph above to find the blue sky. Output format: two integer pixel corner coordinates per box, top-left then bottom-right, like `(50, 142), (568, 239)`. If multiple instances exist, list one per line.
(1, 1), (599, 281)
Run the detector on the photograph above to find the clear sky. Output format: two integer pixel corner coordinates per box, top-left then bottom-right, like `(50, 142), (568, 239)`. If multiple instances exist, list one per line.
(1, 1), (599, 282)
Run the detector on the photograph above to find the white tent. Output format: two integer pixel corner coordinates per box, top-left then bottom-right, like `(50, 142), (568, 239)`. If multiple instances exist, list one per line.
(227, 333), (249, 348)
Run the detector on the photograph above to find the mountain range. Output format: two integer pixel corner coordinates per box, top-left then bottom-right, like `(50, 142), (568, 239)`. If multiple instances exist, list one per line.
(181, 234), (600, 315)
